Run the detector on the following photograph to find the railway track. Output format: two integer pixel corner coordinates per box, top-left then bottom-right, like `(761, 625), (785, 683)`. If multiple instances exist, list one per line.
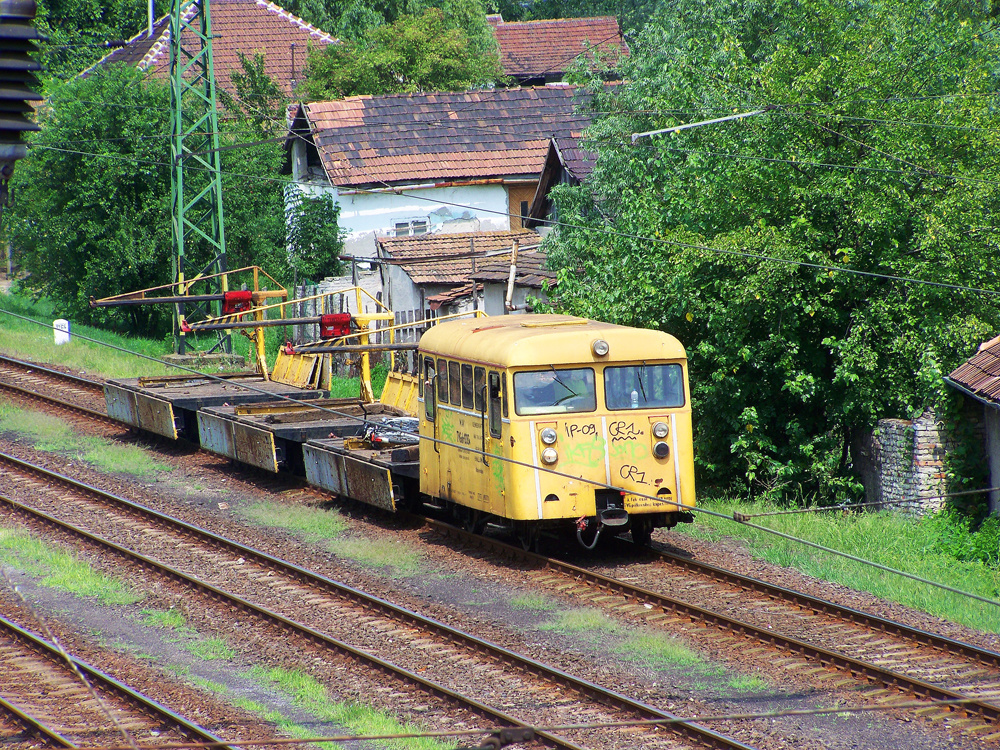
(0, 609), (232, 748)
(0, 451), (756, 750)
(427, 521), (1000, 737)
(0, 353), (111, 422)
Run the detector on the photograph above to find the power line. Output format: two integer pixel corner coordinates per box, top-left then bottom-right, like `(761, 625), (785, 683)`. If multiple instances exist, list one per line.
(25, 143), (1000, 299)
(3, 306), (1000, 612)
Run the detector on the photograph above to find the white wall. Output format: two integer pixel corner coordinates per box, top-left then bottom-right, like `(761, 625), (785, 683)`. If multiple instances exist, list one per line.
(289, 181), (511, 258)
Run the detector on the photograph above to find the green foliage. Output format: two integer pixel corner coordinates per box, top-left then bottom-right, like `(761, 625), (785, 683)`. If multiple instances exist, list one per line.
(4, 60), (317, 339)
(546, 0), (1000, 500)
(34, 0), (146, 80)
(924, 509), (1000, 568)
(286, 191), (345, 281)
(300, 7), (502, 100)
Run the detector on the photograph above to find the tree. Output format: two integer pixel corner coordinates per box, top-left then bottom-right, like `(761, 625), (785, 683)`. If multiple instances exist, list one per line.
(34, 0), (147, 80)
(545, 0), (1000, 500)
(286, 191), (344, 281)
(4, 63), (295, 337)
(300, 7), (502, 100)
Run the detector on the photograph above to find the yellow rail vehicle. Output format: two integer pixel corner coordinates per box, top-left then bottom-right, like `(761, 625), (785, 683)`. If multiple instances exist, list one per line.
(418, 315), (696, 548)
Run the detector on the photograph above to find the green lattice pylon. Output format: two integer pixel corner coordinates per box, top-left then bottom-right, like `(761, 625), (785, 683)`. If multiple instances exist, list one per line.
(169, 0), (229, 354)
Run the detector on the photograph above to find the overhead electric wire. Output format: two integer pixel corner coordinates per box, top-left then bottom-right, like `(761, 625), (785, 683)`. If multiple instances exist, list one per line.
(26, 142), (1000, 299)
(3, 307), (999, 612)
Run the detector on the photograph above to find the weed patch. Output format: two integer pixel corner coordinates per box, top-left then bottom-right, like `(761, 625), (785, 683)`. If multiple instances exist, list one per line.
(0, 527), (142, 604)
(0, 401), (168, 477)
(538, 608), (620, 635)
(612, 631), (702, 668)
(726, 674), (769, 693)
(509, 592), (556, 611)
(141, 608), (188, 631)
(240, 501), (348, 541)
(190, 676), (230, 694)
(250, 666), (447, 750)
(186, 637), (236, 661)
(326, 537), (423, 577)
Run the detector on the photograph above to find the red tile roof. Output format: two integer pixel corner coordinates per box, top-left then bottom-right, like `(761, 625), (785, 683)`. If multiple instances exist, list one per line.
(949, 335), (1000, 405)
(488, 15), (627, 80)
(470, 248), (554, 289)
(84, 0), (335, 96)
(299, 86), (594, 188)
(378, 230), (539, 286)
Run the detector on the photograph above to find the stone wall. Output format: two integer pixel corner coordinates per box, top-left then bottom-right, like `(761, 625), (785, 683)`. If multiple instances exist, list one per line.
(853, 404), (985, 515)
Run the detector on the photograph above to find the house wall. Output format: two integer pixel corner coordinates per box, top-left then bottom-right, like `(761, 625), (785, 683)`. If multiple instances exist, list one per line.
(507, 182), (538, 231)
(289, 181), (511, 258)
(987, 405), (1000, 514)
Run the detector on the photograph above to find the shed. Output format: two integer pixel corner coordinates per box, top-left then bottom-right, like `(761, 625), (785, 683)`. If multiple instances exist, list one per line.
(946, 334), (1000, 513)
(470, 248), (555, 315)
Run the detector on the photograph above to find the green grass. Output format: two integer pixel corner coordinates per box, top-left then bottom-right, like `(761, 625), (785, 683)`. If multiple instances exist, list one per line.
(0, 527), (143, 604)
(0, 401), (169, 477)
(239, 501), (349, 541)
(141, 608), (188, 630)
(326, 537), (424, 577)
(509, 592), (557, 611)
(250, 666), (448, 750)
(726, 674), (770, 693)
(186, 637), (236, 661)
(678, 498), (1000, 632)
(0, 291), (176, 379)
(538, 607), (621, 635)
(190, 676), (231, 693)
(328, 363), (389, 399)
(612, 631), (703, 668)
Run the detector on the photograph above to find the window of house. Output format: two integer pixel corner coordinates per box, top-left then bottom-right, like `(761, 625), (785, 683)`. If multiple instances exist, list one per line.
(520, 200), (529, 220)
(393, 219), (429, 237)
(411, 219), (428, 235)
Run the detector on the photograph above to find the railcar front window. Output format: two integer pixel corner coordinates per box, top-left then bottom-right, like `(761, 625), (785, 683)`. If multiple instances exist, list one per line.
(604, 363), (685, 410)
(513, 368), (596, 415)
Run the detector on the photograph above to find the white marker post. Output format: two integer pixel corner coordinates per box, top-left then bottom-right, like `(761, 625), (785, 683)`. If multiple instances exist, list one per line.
(53, 319), (71, 345)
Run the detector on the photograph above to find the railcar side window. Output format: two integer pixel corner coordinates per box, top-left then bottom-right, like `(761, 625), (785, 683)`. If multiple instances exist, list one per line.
(474, 366), (486, 412)
(604, 363), (685, 410)
(424, 359), (435, 421)
(437, 358), (448, 403)
(421, 357), (433, 400)
(502, 375), (508, 418)
(488, 372), (502, 437)
(449, 361), (461, 405)
(461, 364), (474, 409)
(513, 368), (596, 416)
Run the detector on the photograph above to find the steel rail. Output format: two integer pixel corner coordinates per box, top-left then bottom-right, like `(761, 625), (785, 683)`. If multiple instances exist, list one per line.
(0, 613), (232, 749)
(650, 545), (1000, 669)
(0, 453), (755, 750)
(0, 353), (105, 391)
(425, 520), (1000, 725)
(0, 693), (76, 748)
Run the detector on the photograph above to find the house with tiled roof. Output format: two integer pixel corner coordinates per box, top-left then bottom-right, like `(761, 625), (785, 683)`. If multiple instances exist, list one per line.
(487, 14), (628, 84)
(82, 0), (336, 96)
(285, 85), (593, 258)
(946, 334), (1000, 513)
(375, 230), (539, 319)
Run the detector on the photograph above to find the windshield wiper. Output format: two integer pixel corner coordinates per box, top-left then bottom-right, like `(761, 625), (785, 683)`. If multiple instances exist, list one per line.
(636, 363), (648, 404)
(550, 366), (578, 398)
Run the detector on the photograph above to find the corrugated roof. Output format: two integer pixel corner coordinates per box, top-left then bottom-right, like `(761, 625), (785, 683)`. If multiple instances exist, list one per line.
(378, 230), (538, 286)
(302, 86), (594, 187)
(470, 248), (554, 289)
(83, 0), (335, 96)
(949, 335), (1000, 405)
(489, 15), (628, 79)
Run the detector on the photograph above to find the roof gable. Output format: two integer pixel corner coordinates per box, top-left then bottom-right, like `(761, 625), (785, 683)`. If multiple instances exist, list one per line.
(301, 86), (594, 188)
(84, 0), (336, 96)
(489, 15), (627, 80)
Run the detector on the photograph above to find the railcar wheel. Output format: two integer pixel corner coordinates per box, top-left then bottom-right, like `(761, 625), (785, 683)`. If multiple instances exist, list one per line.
(461, 508), (485, 535)
(631, 517), (654, 547)
(515, 521), (540, 552)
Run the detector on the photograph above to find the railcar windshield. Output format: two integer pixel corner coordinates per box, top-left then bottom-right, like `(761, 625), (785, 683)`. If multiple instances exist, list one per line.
(513, 368), (596, 415)
(604, 363), (685, 410)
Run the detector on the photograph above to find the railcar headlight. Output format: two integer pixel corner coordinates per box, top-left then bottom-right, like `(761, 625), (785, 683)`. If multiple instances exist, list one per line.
(540, 427), (558, 445)
(592, 339), (610, 357)
(652, 421), (669, 439)
(653, 441), (670, 459)
(541, 447), (559, 464)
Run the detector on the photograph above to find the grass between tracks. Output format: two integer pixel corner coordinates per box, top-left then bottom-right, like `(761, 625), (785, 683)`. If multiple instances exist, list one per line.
(675, 497), (1000, 633)
(0, 400), (169, 477)
(0, 527), (143, 604)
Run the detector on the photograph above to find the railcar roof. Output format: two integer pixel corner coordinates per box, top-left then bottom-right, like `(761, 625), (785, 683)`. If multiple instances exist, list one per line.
(418, 314), (686, 367)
